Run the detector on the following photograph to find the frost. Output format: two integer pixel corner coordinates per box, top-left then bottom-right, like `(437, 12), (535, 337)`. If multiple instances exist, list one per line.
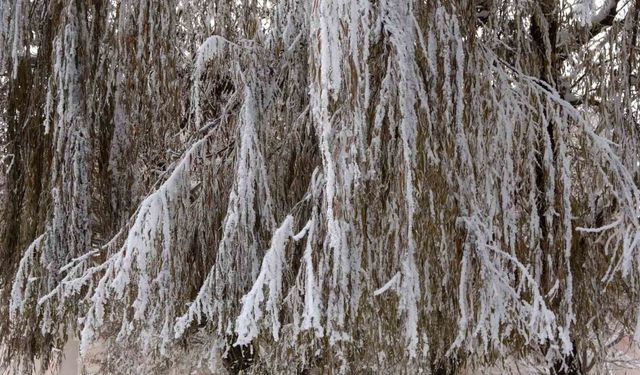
(2, 0), (640, 373)
(235, 215), (295, 345)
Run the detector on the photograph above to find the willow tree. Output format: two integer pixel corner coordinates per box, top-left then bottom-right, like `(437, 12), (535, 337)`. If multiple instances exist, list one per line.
(1, 0), (639, 374)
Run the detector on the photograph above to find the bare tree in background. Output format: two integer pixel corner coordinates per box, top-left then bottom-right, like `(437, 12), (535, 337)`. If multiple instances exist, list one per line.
(0, 0), (639, 374)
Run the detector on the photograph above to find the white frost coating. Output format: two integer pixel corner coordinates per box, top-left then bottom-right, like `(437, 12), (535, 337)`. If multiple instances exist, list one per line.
(576, 216), (622, 232)
(557, 114), (575, 354)
(9, 0), (24, 78)
(9, 234), (45, 321)
(310, 0), (365, 347)
(575, 0), (594, 26)
(191, 35), (236, 130)
(80, 263), (112, 355)
(581, 126), (640, 279)
(0, 0), (10, 71)
(450, 246), (470, 353)
(318, 0), (343, 96)
(377, 0), (424, 356)
(8, 0), (94, 345)
(235, 215), (295, 345)
(78, 135), (209, 354)
(636, 310), (640, 344)
(373, 272), (400, 296)
(4, 0), (640, 372)
(299, 210), (324, 336)
(591, 0), (617, 25)
(176, 69), (276, 339)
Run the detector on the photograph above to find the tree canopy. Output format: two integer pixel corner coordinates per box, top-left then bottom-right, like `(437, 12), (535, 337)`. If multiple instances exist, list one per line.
(0, 0), (639, 374)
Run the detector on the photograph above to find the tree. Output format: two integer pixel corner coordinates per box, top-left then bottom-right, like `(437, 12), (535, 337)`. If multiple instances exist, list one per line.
(0, 0), (639, 374)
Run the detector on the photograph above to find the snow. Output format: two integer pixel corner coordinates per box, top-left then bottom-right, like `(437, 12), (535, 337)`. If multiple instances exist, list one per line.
(2, 0), (640, 372)
(235, 215), (295, 345)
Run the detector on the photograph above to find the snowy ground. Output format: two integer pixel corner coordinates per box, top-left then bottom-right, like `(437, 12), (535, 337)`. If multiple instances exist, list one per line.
(13, 338), (640, 375)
